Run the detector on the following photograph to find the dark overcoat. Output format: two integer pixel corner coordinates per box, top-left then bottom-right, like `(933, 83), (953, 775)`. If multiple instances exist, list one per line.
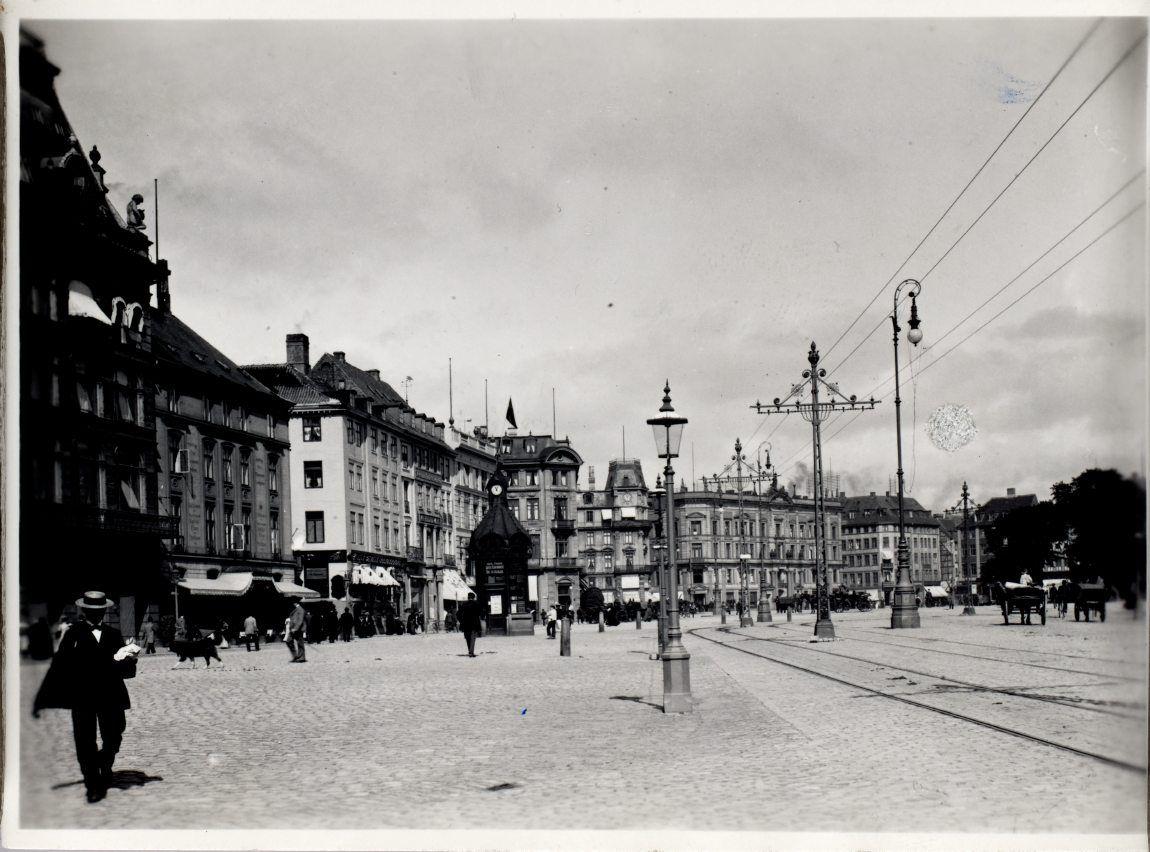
(456, 600), (484, 632)
(33, 622), (134, 713)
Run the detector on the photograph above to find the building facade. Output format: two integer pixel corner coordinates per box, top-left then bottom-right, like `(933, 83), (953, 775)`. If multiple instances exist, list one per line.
(575, 460), (655, 604)
(446, 426), (498, 585)
(841, 493), (941, 599)
(19, 30), (177, 635)
(151, 303), (298, 599)
(667, 479), (843, 609)
(493, 433), (584, 612)
(248, 334), (459, 624)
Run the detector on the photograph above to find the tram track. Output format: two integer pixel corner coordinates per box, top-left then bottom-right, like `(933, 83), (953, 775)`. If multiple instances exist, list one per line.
(762, 616), (1145, 682)
(685, 624), (1147, 775)
(733, 622), (1143, 718)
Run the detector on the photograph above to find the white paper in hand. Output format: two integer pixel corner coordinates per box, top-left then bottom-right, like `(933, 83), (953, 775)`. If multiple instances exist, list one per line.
(114, 643), (142, 661)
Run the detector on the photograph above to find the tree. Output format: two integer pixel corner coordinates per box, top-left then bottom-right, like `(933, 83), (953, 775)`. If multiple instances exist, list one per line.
(1052, 468), (1146, 606)
(980, 501), (1067, 586)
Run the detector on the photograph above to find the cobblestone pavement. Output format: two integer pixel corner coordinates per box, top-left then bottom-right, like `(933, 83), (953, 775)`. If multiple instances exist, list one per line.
(14, 605), (1147, 837)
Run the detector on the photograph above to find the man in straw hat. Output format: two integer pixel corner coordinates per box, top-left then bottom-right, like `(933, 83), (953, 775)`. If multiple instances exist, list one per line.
(32, 591), (140, 803)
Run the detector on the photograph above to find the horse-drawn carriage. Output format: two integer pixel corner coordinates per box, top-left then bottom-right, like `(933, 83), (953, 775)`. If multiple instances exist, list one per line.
(997, 582), (1046, 625)
(830, 588), (875, 612)
(1071, 582), (1107, 622)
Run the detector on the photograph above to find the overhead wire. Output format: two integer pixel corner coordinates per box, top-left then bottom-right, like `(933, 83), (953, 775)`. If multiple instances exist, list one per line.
(821, 18), (1105, 363)
(825, 26), (1146, 377)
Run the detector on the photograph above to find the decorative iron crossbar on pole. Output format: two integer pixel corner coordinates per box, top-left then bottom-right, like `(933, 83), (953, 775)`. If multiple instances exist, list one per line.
(751, 342), (880, 639)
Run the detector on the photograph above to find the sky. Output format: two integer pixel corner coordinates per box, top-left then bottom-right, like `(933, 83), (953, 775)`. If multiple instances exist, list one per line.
(26, 15), (1148, 513)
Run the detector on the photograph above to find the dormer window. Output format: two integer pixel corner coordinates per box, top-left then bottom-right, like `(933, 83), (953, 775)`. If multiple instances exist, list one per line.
(525, 440), (536, 453)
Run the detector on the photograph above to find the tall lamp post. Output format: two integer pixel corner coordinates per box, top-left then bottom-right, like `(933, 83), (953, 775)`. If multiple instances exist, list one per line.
(890, 279), (924, 629)
(755, 449), (774, 624)
(732, 439), (755, 627)
(652, 475), (668, 658)
(712, 473), (727, 624)
(647, 382), (692, 713)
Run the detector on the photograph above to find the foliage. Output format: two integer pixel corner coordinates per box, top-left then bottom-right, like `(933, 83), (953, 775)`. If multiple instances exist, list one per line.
(1052, 468), (1146, 604)
(980, 501), (1067, 585)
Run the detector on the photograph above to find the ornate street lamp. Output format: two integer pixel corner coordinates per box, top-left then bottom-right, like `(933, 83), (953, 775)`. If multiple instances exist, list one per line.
(890, 279), (924, 629)
(712, 473), (727, 624)
(754, 446), (774, 624)
(651, 475), (668, 659)
(647, 381), (692, 713)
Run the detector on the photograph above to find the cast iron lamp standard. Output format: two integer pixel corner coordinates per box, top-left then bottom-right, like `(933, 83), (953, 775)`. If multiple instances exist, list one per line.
(647, 382), (692, 713)
(651, 475), (669, 659)
(712, 473), (727, 624)
(732, 438), (755, 627)
(890, 279), (924, 629)
(754, 449), (774, 624)
(752, 343), (878, 639)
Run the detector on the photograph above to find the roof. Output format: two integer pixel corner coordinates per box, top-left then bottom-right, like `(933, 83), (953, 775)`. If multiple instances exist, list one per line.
(842, 494), (939, 528)
(469, 500), (532, 551)
(149, 309), (284, 406)
(242, 363), (340, 408)
(310, 353), (406, 407)
(494, 434), (584, 467)
(606, 459), (648, 492)
(980, 494), (1038, 516)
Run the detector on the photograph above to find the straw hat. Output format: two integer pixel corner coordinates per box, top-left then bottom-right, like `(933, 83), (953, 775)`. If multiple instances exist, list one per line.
(75, 590), (114, 610)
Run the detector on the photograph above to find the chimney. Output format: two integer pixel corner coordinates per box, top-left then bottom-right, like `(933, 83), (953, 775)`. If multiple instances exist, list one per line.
(1006, 487), (1016, 497)
(286, 333), (310, 374)
(870, 491), (876, 497)
(333, 351), (346, 363)
(588, 466), (596, 486)
(155, 259), (171, 314)
(366, 369), (380, 381)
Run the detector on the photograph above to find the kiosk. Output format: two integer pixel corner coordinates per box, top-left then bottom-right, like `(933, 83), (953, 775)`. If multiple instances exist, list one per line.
(468, 469), (535, 636)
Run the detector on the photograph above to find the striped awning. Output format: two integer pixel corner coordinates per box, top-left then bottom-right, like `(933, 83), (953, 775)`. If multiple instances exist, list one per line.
(178, 573), (253, 597)
(440, 569), (474, 601)
(273, 579), (320, 599)
(348, 564), (399, 587)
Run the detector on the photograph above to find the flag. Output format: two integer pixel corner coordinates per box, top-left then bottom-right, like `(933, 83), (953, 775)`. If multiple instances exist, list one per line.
(506, 398), (518, 429)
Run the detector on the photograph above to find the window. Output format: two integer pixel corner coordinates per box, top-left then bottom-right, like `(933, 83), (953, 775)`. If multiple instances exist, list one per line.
(240, 451), (250, 487)
(241, 508), (251, 551)
(305, 511), (325, 543)
(302, 416), (322, 441)
(171, 496), (182, 532)
(585, 510), (595, 523)
(238, 406), (247, 431)
(604, 532), (613, 546)
(357, 513), (365, 546)
(202, 441), (216, 480)
(371, 429), (379, 454)
(509, 499), (520, 520)
(528, 471), (539, 486)
(355, 463), (364, 492)
(692, 543), (703, 558)
(554, 498), (568, 520)
(371, 467), (380, 499)
(168, 430), (184, 471)
(268, 456), (279, 492)
(304, 461), (323, 488)
(690, 520), (701, 535)
(526, 498), (539, 520)
(624, 531), (633, 545)
(401, 444), (410, 466)
(222, 445), (234, 484)
(224, 404), (234, 429)
(270, 510), (280, 556)
(373, 518), (381, 550)
(555, 539), (568, 558)
(205, 503), (217, 553)
(266, 414), (277, 437)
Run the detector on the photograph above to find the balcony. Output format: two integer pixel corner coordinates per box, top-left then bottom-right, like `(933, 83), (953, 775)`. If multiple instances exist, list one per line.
(51, 504), (180, 539)
(406, 545), (425, 565)
(418, 509), (448, 527)
(552, 518), (576, 538)
(554, 556), (578, 570)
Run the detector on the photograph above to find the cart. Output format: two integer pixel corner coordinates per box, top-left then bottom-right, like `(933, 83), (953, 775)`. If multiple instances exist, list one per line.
(1072, 583), (1107, 622)
(1000, 582), (1046, 625)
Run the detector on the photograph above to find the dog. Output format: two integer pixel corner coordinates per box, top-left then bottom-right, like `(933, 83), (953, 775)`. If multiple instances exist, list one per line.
(170, 636), (222, 668)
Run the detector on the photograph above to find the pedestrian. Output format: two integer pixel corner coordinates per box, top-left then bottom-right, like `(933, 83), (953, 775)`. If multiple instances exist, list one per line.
(546, 604), (558, 639)
(139, 617), (157, 655)
(32, 591), (140, 803)
(51, 614), (72, 655)
(1019, 570), (1034, 586)
(339, 608), (354, 642)
(243, 614), (260, 651)
(458, 592), (483, 657)
(174, 614), (188, 642)
(287, 600), (307, 662)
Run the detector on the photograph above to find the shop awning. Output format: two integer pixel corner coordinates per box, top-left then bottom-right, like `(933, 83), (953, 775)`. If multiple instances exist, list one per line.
(178, 573), (254, 597)
(273, 579), (321, 599)
(348, 564), (400, 587)
(440, 568), (474, 601)
(68, 280), (113, 325)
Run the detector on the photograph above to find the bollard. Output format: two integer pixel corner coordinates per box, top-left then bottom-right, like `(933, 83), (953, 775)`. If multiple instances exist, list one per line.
(560, 618), (571, 656)
(635, 610), (642, 630)
(598, 611), (605, 633)
(787, 607), (792, 622)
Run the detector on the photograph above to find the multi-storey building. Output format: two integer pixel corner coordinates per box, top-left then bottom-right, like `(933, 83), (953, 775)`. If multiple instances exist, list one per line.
(493, 433), (584, 612)
(667, 479), (842, 609)
(151, 297), (298, 607)
(19, 30), (178, 635)
(446, 425), (497, 585)
(841, 493), (941, 599)
(574, 460), (655, 604)
(248, 334), (455, 623)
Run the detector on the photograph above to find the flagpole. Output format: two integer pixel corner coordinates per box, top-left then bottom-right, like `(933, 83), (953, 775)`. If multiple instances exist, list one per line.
(552, 387), (556, 436)
(448, 358), (454, 428)
(484, 379), (488, 432)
